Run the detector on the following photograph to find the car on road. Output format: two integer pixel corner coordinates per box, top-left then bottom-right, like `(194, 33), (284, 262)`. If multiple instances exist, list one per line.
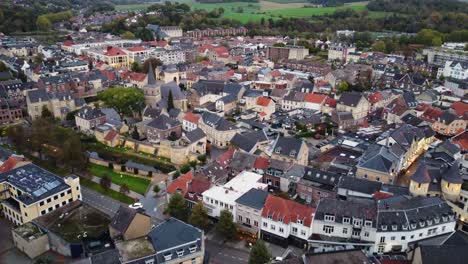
(128, 202), (143, 209)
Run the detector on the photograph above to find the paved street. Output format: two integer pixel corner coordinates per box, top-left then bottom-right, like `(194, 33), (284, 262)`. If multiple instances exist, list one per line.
(81, 187), (122, 217)
(205, 240), (249, 264)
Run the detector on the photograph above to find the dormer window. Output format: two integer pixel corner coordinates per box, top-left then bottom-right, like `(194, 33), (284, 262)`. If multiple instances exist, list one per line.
(434, 217), (440, 224)
(381, 225), (387, 231)
(392, 225), (397, 231)
(290, 150), (296, 157)
(189, 245), (197, 253)
(268, 214), (273, 219)
(343, 217), (350, 224)
(419, 221), (425, 227)
(278, 217), (283, 223)
(442, 215), (448, 222)
(402, 224), (408, 230)
(275, 147), (281, 154)
(427, 219), (433, 226)
(176, 249), (184, 257)
(411, 223), (417, 229)
(324, 215), (335, 222)
(365, 220), (372, 227)
(164, 253), (172, 261)
(297, 219), (303, 224)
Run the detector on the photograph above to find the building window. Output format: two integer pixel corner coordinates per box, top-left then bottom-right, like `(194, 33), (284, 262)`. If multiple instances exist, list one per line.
(279, 228), (284, 233)
(238, 215), (242, 221)
(391, 236), (395, 241)
(263, 222), (267, 228)
(271, 225), (275, 231)
(380, 236), (385, 243)
(301, 230), (306, 236)
(364, 221), (372, 227)
(145, 259), (155, 264)
(343, 228), (348, 234)
(41, 210), (46, 215)
(292, 227), (298, 234)
(254, 221), (258, 227)
(342, 217), (350, 224)
(323, 225), (334, 234)
(39, 201), (44, 206)
(324, 215), (335, 222)
(401, 236), (406, 240)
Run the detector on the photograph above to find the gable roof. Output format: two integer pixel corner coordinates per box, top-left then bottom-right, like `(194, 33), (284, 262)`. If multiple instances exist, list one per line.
(110, 206), (143, 234)
(304, 93), (327, 104)
(184, 112), (200, 124)
(338, 92), (365, 107)
(147, 114), (180, 130)
(262, 195), (315, 226)
(167, 171), (193, 196)
(235, 188), (268, 210)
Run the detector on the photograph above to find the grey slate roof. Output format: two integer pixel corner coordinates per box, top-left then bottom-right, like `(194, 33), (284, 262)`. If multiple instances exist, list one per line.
(273, 137), (304, 159)
(148, 218), (203, 263)
(76, 106), (105, 120)
(315, 197), (377, 224)
(235, 188), (268, 209)
(201, 112), (236, 131)
(147, 114), (180, 130)
(184, 128), (206, 143)
(125, 160), (159, 173)
(419, 245), (466, 264)
(357, 144), (399, 173)
(338, 92), (364, 107)
(110, 205), (139, 234)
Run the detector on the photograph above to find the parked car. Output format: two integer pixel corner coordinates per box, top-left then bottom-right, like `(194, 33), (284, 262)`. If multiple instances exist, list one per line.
(128, 202), (143, 209)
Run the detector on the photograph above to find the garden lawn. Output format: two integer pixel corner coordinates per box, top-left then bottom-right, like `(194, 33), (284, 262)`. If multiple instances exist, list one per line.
(89, 164), (150, 195)
(80, 178), (135, 204)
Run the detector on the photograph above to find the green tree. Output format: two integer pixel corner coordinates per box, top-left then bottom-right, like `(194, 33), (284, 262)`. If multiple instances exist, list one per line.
(167, 90), (174, 111)
(36, 16), (52, 32)
(248, 240), (271, 264)
(153, 184), (160, 193)
(166, 192), (189, 221)
(338, 82), (349, 93)
(432, 36), (443, 47)
(0, 61), (8, 72)
(41, 105), (53, 120)
(371, 41), (386, 52)
(7, 125), (26, 152)
(273, 43), (285, 47)
(189, 202), (209, 229)
(122, 31), (135, 40)
(62, 135), (86, 173)
(216, 209), (237, 239)
(130, 61), (142, 73)
(120, 183), (130, 194)
(98, 87), (145, 117)
(100, 175), (112, 192)
(131, 128), (140, 140)
(414, 29), (444, 46)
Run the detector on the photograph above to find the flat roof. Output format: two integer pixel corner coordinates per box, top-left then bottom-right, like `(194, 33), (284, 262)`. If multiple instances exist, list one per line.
(115, 237), (155, 262)
(13, 222), (45, 241)
(202, 171), (267, 202)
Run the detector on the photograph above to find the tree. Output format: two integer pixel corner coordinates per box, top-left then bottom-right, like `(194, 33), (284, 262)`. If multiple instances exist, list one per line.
(371, 41), (386, 52)
(122, 31), (135, 40)
(273, 43), (286, 47)
(0, 61), (9, 72)
(166, 193), (189, 221)
(142, 58), (163, 74)
(120, 184), (130, 194)
(216, 209), (237, 239)
(167, 90), (174, 111)
(98, 87), (145, 117)
(248, 240), (271, 264)
(153, 184), (160, 193)
(41, 105), (53, 120)
(36, 16), (51, 31)
(61, 135), (86, 173)
(100, 175), (111, 191)
(338, 82), (349, 93)
(189, 202), (209, 229)
(131, 128), (140, 140)
(130, 61), (142, 73)
(7, 125), (25, 152)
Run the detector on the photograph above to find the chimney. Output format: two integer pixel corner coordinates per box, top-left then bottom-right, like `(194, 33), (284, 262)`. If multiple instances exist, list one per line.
(107, 46), (112, 52)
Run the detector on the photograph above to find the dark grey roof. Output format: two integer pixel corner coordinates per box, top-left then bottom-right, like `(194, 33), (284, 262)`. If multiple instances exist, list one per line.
(201, 112), (236, 131)
(90, 249), (121, 264)
(161, 81), (185, 101)
(27, 89), (49, 103)
(76, 106), (105, 120)
(142, 107), (161, 119)
(357, 144), (399, 173)
(273, 137), (304, 159)
(192, 80), (241, 96)
(235, 188), (268, 209)
(438, 111), (458, 124)
(147, 62), (156, 86)
(125, 160), (159, 173)
(148, 218), (203, 263)
(0, 164), (70, 205)
(419, 245), (466, 264)
(184, 128), (206, 143)
(338, 92), (364, 107)
(110, 205), (139, 234)
(0, 146), (13, 162)
(147, 114), (180, 130)
(400, 113), (424, 126)
(229, 151), (257, 172)
(302, 167), (341, 191)
(376, 196), (454, 232)
(315, 197), (377, 224)
(337, 177), (382, 195)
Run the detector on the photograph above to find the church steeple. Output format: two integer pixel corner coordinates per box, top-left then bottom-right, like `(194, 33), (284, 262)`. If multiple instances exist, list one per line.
(147, 62), (156, 85)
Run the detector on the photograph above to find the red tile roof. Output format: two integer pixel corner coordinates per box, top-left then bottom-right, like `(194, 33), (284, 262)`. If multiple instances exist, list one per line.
(372, 191), (393, 200)
(453, 131), (468, 151)
(184, 112), (200, 124)
(262, 195), (315, 227)
(216, 148), (234, 168)
(104, 130), (118, 142)
(185, 177), (211, 202)
(368, 92), (383, 104)
(126, 46), (146, 52)
(253, 157), (269, 170)
(104, 47), (126, 56)
(145, 40), (168, 47)
(421, 106), (443, 122)
(324, 97), (337, 108)
(257, 97), (272, 107)
(121, 70), (147, 82)
(0, 157), (19, 173)
(304, 93), (327, 104)
(451, 101), (468, 117)
(167, 171), (193, 196)
(63, 40), (74, 47)
(270, 70), (281, 78)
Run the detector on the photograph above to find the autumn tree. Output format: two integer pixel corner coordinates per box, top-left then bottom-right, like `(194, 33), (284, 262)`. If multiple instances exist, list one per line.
(142, 58), (163, 74)
(100, 175), (112, 191)
(120, 184), (130, 194)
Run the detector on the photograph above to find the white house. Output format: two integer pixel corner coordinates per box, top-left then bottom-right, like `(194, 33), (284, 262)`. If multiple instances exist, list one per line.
(438, 60), (468, 80)
(202, 171), (267, 219)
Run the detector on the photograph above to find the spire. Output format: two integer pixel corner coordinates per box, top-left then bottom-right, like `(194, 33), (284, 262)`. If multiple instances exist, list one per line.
(147, 62), (156, 85)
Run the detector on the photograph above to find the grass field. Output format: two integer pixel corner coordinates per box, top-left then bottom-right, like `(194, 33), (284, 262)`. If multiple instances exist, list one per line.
(80, 178), (136, 204)
(115, 1), (385, 24)
(89, 164), (151, 195)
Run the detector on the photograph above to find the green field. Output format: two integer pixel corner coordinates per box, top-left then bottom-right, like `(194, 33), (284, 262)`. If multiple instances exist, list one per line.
(80, 178), (136, 204)
(115, 1), (375, 23)
(90, 164), (151, 195)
